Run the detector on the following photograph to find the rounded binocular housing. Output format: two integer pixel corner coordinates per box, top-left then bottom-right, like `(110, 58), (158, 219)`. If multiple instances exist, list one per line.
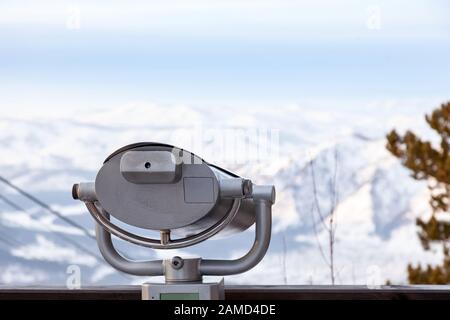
(73, 143), (275, 248)
(73, 142), (275, 279)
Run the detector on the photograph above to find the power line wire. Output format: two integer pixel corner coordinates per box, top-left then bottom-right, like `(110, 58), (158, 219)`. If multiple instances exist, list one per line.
(0, 193), (104, 263)
(0, 180), (133, 281)
(0, 175), (95, 239)
(0, 199), (132, 280)
(0, 232), (19, 248)
(0, 225), (24, 247)
(0, 201), (29, 248)
(0, 193), (27, 212)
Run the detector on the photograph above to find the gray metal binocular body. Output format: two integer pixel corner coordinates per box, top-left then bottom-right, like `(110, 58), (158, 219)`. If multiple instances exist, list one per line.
(73, 142), (275, 286)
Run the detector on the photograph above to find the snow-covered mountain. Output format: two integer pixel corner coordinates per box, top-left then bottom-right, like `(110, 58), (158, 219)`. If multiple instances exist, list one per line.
(0, 102), (442, 286)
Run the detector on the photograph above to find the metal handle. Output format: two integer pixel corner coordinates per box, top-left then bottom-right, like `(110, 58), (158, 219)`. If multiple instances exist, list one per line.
(199, 197), (272, 275)
(92, 185), (274, 278)
(95, 213), (164, 276)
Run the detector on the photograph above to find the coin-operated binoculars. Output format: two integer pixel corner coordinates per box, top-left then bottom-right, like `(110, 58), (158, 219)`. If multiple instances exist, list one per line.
(73, 143), (275, 300)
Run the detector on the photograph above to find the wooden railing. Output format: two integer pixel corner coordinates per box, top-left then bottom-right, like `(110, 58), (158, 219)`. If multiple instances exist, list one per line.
(1, 285), (450, 300)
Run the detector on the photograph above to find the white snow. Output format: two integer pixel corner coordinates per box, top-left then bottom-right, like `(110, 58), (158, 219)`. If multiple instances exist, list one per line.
(0, 102), (443, 285)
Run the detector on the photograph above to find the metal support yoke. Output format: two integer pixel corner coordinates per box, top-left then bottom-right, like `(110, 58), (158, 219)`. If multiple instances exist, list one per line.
(91, 184), (274, 281)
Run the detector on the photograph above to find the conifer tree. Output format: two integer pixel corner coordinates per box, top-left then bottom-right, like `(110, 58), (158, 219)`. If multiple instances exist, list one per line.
(386, 102), (450, 284)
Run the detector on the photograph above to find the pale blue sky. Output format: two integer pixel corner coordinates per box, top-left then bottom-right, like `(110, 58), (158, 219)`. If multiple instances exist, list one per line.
(0, 0), (449, 112)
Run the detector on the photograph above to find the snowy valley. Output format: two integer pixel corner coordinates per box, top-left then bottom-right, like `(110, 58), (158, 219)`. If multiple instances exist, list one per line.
(0, 103), (441, 286)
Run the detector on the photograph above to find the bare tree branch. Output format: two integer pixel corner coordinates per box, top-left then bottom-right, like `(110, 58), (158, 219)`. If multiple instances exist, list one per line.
(311, 203), (330, 267)
(282, 234), (288, 285)
(309, 148), (340, 285)
(310, 158), (329, 231)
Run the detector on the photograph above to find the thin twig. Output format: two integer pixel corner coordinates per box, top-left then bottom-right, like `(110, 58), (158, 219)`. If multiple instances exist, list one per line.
(309, 148), (340, 285)
(311, 203), (330, 267)
(282, 234), (288, 285)
(310, 158), (329, 231)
